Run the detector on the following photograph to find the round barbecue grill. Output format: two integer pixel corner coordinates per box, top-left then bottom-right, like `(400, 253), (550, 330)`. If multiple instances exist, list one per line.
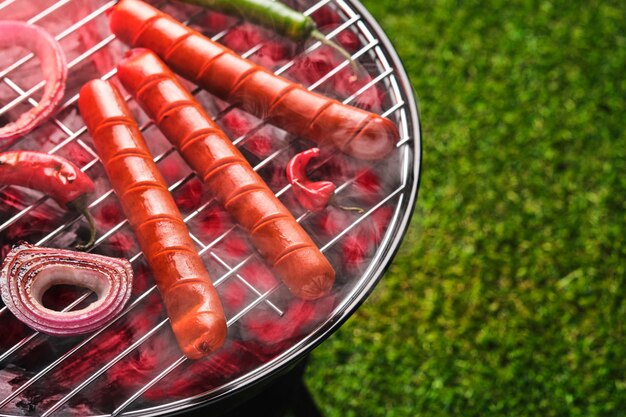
(0, 0), (421, 415)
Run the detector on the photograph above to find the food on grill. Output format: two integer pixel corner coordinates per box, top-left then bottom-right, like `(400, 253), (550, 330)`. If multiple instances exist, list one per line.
(108, 0), (399, 160)
(117, 48), (336, 300)
(286, 147), (336, 212)
(0, 21), (67, 142)
(78, 79), (227, 359)
(178, 0), (356, 70)
(0, 243), (133, 336)
(0, 151), (97, 249)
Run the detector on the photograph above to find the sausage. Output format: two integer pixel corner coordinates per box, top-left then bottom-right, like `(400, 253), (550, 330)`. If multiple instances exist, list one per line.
(117, 48), (335, 300)
(108, 0), (399, 161)
(78, 79), (226, 359)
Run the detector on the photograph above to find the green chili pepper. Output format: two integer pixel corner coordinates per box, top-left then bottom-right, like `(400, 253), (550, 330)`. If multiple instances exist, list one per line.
(180, 0), (357, 70)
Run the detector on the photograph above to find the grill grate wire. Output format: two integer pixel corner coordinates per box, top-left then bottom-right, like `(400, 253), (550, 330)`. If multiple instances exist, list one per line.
(0, 0), (416, 415)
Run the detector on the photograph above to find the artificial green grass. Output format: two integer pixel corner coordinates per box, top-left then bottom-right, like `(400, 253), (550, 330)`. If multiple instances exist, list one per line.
(305, 1), (626, 416)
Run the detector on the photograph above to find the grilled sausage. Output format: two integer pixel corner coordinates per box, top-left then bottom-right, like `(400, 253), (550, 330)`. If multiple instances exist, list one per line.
(78, 79), (226, 359)
(108, 0), (399, 160)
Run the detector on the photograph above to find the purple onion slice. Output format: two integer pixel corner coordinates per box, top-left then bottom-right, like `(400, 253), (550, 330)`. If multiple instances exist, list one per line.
(0, 243), (133, 336)
(0, 21), (68, 142)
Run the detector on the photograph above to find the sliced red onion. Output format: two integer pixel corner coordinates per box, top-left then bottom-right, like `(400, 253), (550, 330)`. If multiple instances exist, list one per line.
(0, 243), (133, 336)
(0, 21), (68, 141)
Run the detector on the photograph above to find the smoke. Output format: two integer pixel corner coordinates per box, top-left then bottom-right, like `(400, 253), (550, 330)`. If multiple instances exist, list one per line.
(0, 0), (405, 414)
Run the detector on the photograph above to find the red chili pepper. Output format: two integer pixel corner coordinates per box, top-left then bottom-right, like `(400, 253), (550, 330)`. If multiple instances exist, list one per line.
(0, 151), (96, 249)
(286, 148), (336, 212)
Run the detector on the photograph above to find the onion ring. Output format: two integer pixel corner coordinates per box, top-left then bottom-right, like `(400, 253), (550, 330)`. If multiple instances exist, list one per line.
(0, 21), (68, 141)
(0, 243), (133, 336)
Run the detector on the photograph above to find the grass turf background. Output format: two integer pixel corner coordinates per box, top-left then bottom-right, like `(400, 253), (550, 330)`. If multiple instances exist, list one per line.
(304, 0), (626, 416)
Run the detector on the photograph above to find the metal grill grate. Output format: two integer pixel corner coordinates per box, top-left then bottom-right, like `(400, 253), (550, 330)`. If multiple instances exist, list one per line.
(0, 0), (420, 415)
